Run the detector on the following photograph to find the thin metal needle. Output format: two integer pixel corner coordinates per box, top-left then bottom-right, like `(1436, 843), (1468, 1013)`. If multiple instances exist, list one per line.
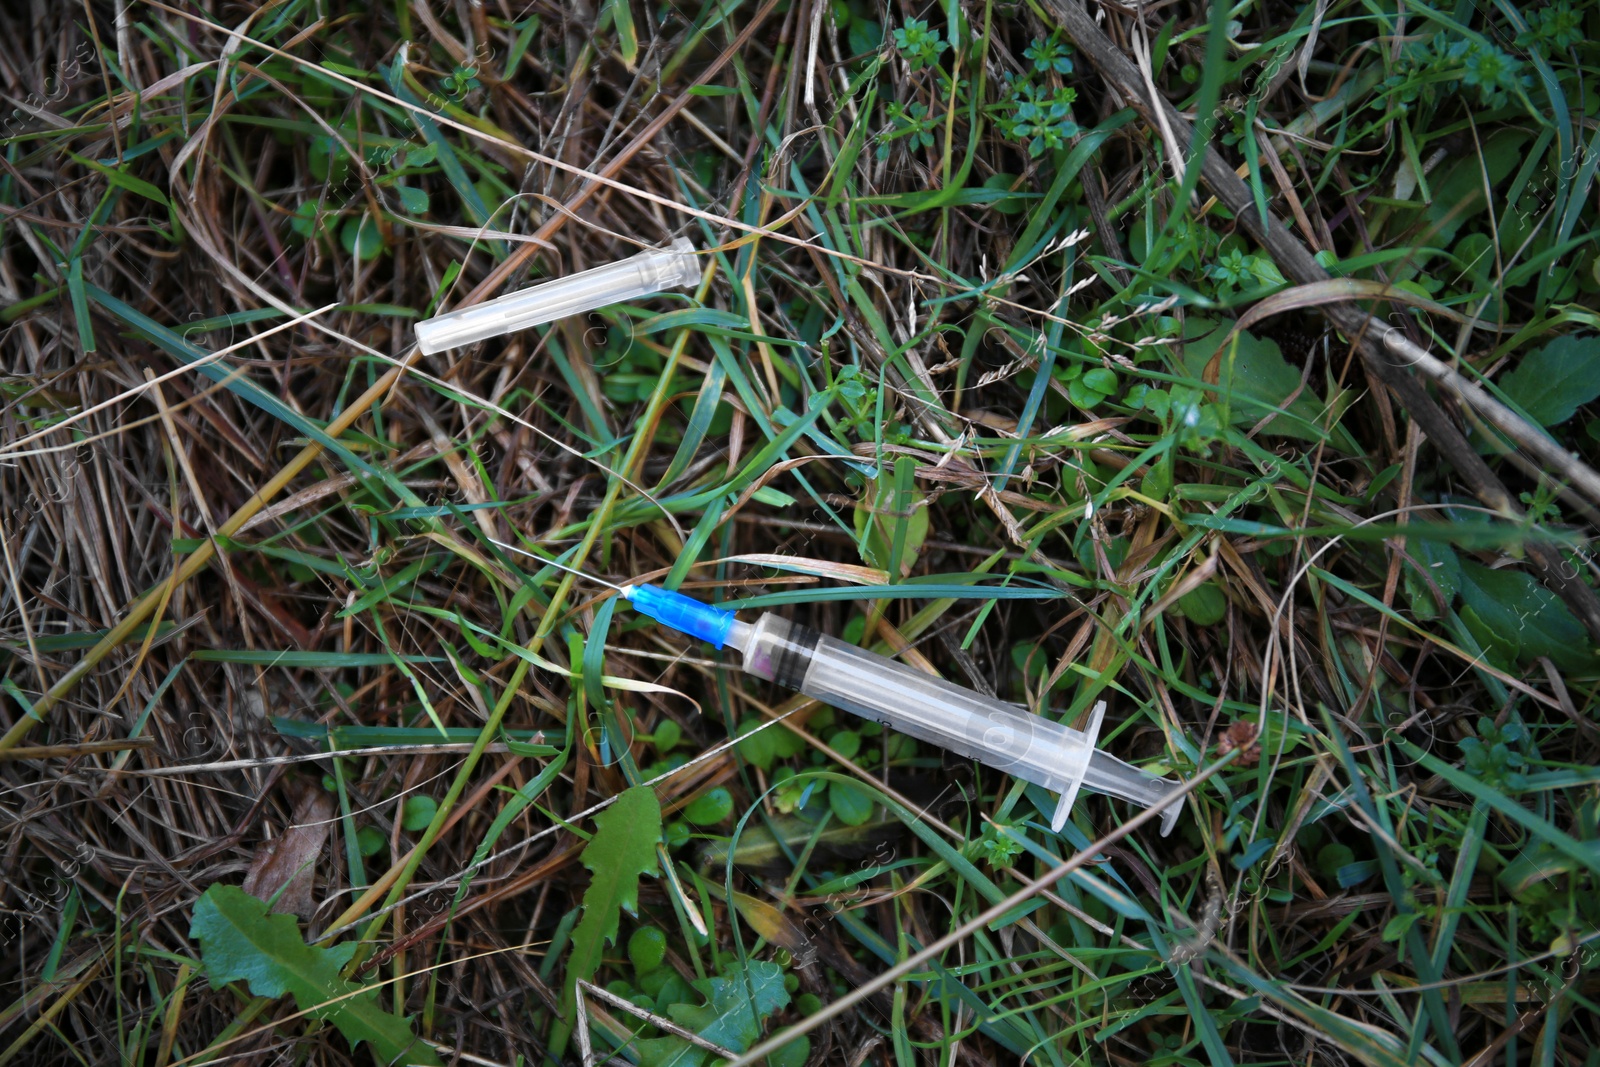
(484, 537), (628, 592)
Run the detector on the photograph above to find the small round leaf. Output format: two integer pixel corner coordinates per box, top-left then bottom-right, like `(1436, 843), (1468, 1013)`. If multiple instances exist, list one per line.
(684, 786), (734, 825)
(653, 719), (682, 751)
(828, 780), (874, 826)
(1176, 582), (1227, 625)
(340, 215), (384, 260)
(395, 184), (430, 214)
(357, 825), (386, 857)
(735, 718), (776, 770)
(628, 926), (667, 974)
(401, 794), (438, 832)
(768, 1036), (811, 1067)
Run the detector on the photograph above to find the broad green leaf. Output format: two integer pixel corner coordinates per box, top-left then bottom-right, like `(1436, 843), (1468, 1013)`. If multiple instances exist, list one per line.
(1413, 127), (1531, 248)
(190, 885), (441, 1065)
(1458, 561), (1594, 670)
(853, 458), (929, 577)
(551, 785), (661, 1058)
(672, 960), (789, 1050)
(847, 17), (882, 55)
(1185, 322), (1355, 450)
(1498, 333), (1600, 428)
(634, 960), (790, 1067)
(1404, 540), (1462, 621)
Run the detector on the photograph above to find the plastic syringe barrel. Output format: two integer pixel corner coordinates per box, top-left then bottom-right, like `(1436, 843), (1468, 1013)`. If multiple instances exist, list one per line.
(617, 584), (1184, 834)
(731, 613), (1184, 835)
(414, 238), (700, 354)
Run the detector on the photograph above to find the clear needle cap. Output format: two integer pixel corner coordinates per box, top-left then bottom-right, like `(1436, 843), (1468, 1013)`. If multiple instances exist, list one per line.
(415, 237), (700, 354)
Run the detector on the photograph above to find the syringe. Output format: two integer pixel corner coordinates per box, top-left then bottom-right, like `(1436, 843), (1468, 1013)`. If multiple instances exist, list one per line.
(620, 582), (1186, 836)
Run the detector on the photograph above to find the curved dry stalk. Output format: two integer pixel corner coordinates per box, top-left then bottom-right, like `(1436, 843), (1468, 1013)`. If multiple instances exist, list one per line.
(1044, 0), (1600, 645)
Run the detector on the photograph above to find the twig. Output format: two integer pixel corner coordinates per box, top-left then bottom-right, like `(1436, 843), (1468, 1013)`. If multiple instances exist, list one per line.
(0, 737), (156, 760)
(1374, 326), (1600, 509)
(1042, 0), (1600, 644)
(93, 742), (533, 776)
(576, 981), (740, 1066)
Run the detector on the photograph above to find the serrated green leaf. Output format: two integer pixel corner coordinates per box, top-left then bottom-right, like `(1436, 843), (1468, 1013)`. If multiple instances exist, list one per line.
(190, 885), (442, 1065)
(1498, 333), (1600, 428)
(551, 785), (661, 1058)
(634, 960), (790, 1067)
(674, 960), (789, 1049)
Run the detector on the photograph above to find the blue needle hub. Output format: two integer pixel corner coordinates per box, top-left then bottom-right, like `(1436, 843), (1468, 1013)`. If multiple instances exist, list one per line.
(622, 584), (737, 648)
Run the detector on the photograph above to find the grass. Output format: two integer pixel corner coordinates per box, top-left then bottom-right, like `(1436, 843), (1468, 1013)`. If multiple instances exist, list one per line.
(1, 0), (1599, 1064)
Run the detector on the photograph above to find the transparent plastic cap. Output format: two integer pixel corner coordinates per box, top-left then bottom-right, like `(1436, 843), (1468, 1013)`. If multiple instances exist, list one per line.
(415, 237), (699, 354)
